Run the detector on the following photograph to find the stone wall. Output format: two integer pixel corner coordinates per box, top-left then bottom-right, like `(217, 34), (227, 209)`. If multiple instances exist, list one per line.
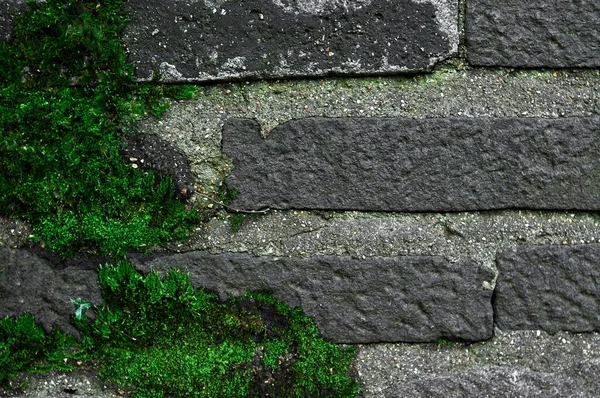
(1, 1), (599, 396)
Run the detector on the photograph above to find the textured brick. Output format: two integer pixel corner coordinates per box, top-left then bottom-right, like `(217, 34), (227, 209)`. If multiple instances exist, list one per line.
(466, 0), (600, 67)
(131, 251), (495, 343)
(0, 248), (103, 336)
(223, 116), (600, 212)
(121, 0), (457, 81)
(495, 245), (600, 333)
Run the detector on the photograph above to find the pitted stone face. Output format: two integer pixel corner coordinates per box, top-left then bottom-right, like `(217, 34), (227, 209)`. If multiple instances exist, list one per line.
(122, 0), (457, 81)
(222, 116), (600, 212)
(467, 0), (600, 67)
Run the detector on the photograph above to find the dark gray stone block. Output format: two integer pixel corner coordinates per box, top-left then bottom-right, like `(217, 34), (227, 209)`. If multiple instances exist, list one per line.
(130, 251), (495, 343)
(466, 0), (600, 67)
(495, 245), (600, 333)
(222, 116), (600, 212)
(122, 0), (457, 81)
(0, 248), (103, 336)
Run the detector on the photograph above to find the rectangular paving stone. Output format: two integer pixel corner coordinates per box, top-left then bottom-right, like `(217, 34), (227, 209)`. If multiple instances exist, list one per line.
(222, 116), (600, 212)
(466, 0), (600, 67)
(495, 245), (600, 333)
(121, 0), (457, 81)
(130, 252), (495, 343)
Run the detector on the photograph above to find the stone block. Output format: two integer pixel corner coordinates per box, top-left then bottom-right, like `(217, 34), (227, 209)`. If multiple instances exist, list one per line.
(495, 245), (600, 333)
(466, 0), (600, 67)
(223, 116), (600, 212)
(0, 248), (103, 336)
(131, 251), (495, 343)
(122, 0), (457, 81)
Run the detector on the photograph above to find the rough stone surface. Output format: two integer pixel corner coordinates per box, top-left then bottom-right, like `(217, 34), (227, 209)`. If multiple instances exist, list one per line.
(135, 69), (600, 199)
(0, 368), (121, 398)
(495, 244), (600, 333)
(0, 0), (25, 42)
(0, 248), (103, 336)
(223, 116), (600, 212)
(121, 133), (195, 199)
(466, 0), (600, 67)
(356, 329), (600, 397)
(182, 210), (600, 271)
(130, 251), (494, 343)
(122, 0), (457, 81)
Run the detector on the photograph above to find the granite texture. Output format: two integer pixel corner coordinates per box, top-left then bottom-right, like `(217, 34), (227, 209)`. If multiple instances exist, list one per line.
(495, 244), (600, 333)
(130, 251), (495, 343)
(223, 116), (600, 212)
(466, 0), (600, 67)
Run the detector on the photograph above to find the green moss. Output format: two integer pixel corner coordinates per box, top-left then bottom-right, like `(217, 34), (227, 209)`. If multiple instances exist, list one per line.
(230, 214), (246, 232)
(70, 262), (360, 397)
(0, 0), (199, 257)
(0, 314), (76, 386)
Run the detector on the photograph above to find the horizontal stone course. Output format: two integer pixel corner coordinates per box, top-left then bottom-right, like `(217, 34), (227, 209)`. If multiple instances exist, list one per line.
(0, 0), (457, 81)
(131, 251), (495, 343)
(495, 244), (600, 333)
(223, 116), (600, 212)
(122, 0), (457, 81)
(466, 0), (600, 67)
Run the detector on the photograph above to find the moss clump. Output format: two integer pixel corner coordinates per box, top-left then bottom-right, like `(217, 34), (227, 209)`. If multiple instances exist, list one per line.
(1, 264), (359, 396)
(0, 314), (76, 386)
(0, 0), (199, 257)
(72, 262), (359, 397)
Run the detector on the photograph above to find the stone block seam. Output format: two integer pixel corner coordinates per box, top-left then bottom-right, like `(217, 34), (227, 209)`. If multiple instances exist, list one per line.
(3, 0), (599, 80)
(2, 244), (599, 344)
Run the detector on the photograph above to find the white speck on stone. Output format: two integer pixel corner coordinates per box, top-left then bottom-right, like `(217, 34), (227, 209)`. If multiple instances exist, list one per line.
(272, 0), (372, 15)
(159, 62), (184, 79)
(414, 0), (459, 56)
(151, 28), (160, 36)
(221, 56), (247, 72)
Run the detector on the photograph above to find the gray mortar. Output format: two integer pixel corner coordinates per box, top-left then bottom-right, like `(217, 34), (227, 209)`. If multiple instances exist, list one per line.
(168, 210), (600, 295)
(0, 216), (33, 250)
(136, 68), (600, 206)
(356, 329), (600, 397)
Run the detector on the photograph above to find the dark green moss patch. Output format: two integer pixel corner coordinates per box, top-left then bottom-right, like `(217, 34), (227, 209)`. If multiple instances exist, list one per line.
(74, 262), (359, 397)
(0, 314), (76, 387)
(1, 263), (359, 397)
(0, 0), (199, 257)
